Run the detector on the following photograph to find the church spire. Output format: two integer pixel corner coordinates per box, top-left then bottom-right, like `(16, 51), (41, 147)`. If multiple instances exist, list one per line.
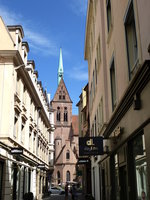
(58, 48), (64, 85)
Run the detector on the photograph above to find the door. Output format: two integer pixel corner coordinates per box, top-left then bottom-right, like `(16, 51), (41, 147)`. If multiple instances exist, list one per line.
(0, 161), (4, 199)
(102, 169), (106, 200)
(119, 165), (127, 200)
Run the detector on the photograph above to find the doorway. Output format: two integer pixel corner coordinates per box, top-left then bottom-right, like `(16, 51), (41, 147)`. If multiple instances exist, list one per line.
(119, 165), (127, 200)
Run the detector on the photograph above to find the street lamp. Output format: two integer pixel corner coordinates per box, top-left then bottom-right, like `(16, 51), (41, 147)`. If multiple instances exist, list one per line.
(14, 63), (26, 70)
(0, 56), (26, 70)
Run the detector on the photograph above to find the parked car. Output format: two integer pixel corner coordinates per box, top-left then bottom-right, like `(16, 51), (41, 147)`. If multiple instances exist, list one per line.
(49, 186), (65, 195)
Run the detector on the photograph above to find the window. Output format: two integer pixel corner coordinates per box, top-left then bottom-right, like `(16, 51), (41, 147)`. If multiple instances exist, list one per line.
(94, 115), (97, 136)
(106, 0), (112, 32)
(30, 99), (33, 116)
(24, 51), (27, 64)
(39, 176), (42, 194)
(28, 169), (31, 192)
(66, 171), (70, 182)
(114, 154), (120, 199)
(33, 133), (36, 153)
(94, 0), (98, 16)
(132, 134), (149, 199)
(66, 150), (70, 160)
(23, 85), (26, 105)
(64, 107), (68, 122)
(125, 2), (138, 79)
(57, 171), (61, 184)
(14, 112), (19, 138)
(57, 107), (61, 122)
(98, 98), (104, 131)
(97, 36), (101, 70)
(12, 164), (20, 200)
(93, 71), (95, 96)
(29, 127), (32, 150)
(110, 58), (117, 111)
(95, 59), (97, 85)
(21, 118), (25, 143)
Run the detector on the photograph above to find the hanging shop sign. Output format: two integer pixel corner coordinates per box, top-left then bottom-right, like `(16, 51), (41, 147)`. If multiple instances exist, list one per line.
(79, 137), (103, 156)
(38, 164), (45, 169)
(78, 158), (90, 164)
(11, 148), (23, 155)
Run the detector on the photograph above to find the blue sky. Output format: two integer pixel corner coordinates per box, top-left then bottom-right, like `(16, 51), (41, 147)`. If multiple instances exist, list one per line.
(0, 0), (88, 114)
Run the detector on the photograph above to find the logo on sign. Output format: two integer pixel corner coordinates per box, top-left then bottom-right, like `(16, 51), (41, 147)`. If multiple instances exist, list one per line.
(79, 137), (103, 156)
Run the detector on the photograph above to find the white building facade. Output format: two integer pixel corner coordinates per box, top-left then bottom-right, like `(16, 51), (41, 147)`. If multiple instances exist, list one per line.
(0, 17), (54, 200)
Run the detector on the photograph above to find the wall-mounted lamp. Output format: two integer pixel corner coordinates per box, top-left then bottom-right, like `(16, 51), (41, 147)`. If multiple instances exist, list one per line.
(14, 63), (26, 70)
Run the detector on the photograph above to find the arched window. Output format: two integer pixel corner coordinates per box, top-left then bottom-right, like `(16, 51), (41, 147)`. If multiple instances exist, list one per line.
(57, 171), (61, 184)
(66, 171), (70, 182)
(66, 150), (70, 160)
(57, 107), (60, 122)
(64, 107), (68, 122)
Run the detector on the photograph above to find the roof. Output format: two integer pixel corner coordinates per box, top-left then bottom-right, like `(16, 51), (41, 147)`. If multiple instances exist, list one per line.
(72, 115), (79, 136)
(51, 77), (72, 103)
(7, 25), (24, 38)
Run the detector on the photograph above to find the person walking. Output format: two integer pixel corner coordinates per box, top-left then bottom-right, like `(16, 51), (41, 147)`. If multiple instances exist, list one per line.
(71, 184), (76, 200)
(65, 183), (69, 200)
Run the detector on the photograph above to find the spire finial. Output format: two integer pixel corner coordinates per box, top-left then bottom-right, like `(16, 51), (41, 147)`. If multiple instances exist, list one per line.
(58, 48), (64, 85)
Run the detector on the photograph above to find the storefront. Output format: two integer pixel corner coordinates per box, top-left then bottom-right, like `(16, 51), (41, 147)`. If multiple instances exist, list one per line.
(96, 61), (150, 200)
(99, 129), (150, 200)
(0, 160), (4, 199)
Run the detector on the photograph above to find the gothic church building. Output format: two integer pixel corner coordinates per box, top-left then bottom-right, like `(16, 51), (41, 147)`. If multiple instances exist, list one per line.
(51, 48), (79, 185)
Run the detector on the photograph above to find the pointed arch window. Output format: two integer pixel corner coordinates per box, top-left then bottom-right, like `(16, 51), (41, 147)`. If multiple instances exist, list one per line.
(57, 171), (61, 184)
(64, 107), (68, 122)
(66, 150), (70, 160)
(57, 107), (61, 122)
(66, 171), (70, 182)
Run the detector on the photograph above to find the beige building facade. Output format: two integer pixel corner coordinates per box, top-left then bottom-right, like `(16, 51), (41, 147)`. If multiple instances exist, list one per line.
(76, 84), (92, 194)
(0, 17), (54, 200)
(85, 0), (150, 200)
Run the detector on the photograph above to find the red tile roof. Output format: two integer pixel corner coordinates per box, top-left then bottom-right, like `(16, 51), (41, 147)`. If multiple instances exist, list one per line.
(72, 115), (79, 136)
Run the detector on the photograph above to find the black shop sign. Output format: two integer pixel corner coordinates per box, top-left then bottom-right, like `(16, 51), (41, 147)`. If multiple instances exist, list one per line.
(79, 137), (103, 156)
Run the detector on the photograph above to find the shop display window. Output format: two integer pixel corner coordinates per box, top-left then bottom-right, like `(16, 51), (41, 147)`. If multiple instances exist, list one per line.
(133, 134), (149, 199)
(114, 154), (120, 200)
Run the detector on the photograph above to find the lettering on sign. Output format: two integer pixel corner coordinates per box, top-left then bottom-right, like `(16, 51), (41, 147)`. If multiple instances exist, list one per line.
(79, 137), (103, 156)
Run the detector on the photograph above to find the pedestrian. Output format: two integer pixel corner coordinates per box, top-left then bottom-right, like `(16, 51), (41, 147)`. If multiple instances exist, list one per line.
(65, 183), (69, 200)
(71, 184), (76, 200)
(141, 191), (146, 200)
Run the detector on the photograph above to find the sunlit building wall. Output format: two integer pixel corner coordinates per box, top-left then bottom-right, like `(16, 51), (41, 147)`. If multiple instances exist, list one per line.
(85, 0), (150, 200)
(0, 17), (54, 200)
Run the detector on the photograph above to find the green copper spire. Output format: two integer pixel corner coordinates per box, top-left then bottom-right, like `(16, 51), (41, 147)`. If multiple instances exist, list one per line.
(58, 48), (64, 85)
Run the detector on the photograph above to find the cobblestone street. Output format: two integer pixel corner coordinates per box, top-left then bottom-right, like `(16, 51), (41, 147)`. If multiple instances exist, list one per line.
(43, 194), (72, 200)
(43, 193), (84, 200)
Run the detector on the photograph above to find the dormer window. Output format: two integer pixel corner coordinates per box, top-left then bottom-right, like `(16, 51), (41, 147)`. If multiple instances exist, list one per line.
(18, 36), (21, 51)
(24, 51), (27, 64)
(66, 150), (70, 160)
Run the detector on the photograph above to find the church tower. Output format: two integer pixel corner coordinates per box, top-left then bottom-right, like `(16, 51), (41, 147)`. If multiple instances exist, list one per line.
(51, 48), (79, 185)
(58, 48), (64, 85)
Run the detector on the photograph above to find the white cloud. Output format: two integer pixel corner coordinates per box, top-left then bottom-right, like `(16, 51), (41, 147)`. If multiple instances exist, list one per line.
(67, 63), (88, 81)
(0, 5), (58, 56)
(69, 0), (88, 16)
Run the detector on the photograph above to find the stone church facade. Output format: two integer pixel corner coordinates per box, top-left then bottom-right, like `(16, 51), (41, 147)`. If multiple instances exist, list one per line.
(51, 49), (79, 185)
